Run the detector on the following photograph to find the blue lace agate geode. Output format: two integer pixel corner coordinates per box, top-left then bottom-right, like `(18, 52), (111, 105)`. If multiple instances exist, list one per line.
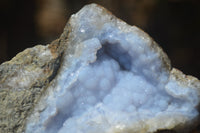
(25, 3), (200, 133)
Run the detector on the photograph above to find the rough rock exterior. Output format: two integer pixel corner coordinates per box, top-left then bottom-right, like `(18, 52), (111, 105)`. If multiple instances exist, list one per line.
(0, 40), (65, 133)
(0, 3), (200, 133)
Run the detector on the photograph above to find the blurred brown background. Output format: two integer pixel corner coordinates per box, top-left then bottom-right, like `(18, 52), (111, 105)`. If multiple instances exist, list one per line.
(0, 0), (200, 132)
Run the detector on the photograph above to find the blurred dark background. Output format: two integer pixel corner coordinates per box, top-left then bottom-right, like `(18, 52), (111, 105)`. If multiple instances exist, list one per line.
(0, 0), (200, 132)
(0, 0), (200, 80)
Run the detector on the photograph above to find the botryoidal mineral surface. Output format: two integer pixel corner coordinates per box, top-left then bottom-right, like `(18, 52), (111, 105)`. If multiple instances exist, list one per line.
(0, 3), (200, 133)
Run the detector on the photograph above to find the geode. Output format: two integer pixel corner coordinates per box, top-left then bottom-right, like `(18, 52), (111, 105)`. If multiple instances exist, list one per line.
(0, 3), (200, 133)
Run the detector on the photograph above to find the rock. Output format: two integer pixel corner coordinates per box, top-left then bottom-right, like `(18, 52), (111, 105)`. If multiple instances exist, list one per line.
(0, 40), (64, 133)
(0, 3), (200, 133)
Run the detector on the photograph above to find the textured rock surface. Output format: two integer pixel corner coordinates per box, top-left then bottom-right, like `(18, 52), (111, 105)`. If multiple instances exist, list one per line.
(0, 3), (200, 133)
(0, 40), (65, 133)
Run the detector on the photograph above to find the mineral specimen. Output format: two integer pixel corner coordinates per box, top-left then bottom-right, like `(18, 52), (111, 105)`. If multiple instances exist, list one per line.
(0, 3), (200, 133)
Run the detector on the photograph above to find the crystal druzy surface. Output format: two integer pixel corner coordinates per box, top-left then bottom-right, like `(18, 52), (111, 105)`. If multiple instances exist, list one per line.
(25, 4), (200, 133)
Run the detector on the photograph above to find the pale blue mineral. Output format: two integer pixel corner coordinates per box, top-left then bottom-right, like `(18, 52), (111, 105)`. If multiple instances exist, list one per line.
(25, 4), (200, 133)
